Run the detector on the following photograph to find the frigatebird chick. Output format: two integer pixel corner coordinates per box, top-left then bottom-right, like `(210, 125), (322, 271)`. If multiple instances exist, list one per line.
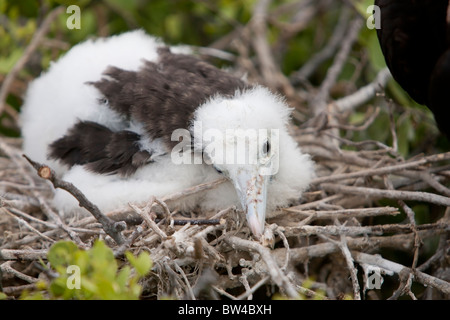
(21, 30), (315, 239)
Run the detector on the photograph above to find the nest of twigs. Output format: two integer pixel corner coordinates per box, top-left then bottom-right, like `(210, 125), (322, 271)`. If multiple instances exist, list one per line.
(1, 107), (449, 299)
(1, 1), (450, 301)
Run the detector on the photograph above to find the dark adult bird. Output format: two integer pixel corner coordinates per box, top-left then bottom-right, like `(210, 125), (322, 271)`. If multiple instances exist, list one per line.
(20, 30), (315, 239)
(375, 0), (450, 138)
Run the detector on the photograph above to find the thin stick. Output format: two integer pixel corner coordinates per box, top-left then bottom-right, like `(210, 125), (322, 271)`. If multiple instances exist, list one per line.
(236, 275), (270, 300)
(128, 202), (168, 240)
(0, 249), (47, 261)
(291, 7), (350, 83)
(321, 183), (450, 207)
(0, 6), (64, 116)
(352, 251), (450, 295)
(174, 262), (196, 300)
(319, 229), (361, 300)
(282, 221), (447, 238)
(23, 155), (126, 245)
(0, 261), (39, 284)
(334, 68), (392, 112)
(284, 206), (400, 220)
(225, 236), (299, 298)
(312, 17), (364, 115)
(1, 208), (55, 243)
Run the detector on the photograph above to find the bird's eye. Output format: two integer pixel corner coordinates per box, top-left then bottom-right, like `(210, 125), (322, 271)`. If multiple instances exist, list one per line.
(262, 140), (271, 155)
(213, 166), (223, 175)
(99, 97), (109, 105)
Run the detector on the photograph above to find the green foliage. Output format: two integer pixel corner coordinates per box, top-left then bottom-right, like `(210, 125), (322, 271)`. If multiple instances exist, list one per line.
(21, 240), (152, 300)
(272, 278), (328, 300)
(1, 0), (448, 150)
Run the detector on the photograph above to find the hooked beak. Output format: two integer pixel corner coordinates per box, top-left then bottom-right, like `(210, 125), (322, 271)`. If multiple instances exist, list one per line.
(232, 167), (269, 239)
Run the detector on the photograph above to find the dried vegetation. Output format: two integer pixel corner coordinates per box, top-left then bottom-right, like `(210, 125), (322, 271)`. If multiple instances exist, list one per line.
(0, 1), (449, 300)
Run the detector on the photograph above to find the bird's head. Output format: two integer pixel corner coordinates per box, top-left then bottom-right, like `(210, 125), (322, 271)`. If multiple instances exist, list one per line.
(190, 86), (313, 239)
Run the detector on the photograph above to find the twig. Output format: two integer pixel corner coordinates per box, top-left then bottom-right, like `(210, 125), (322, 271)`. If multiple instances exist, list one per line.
(251, 0), (276, 86)
(283, 206), (400, 220)
(321, 183), (450, 207)
(326, 106), (381, 131)
(0, 6), (65, 116)
(3, 196), (88, 248)
(0, 261), (39, 284)
(352, 251), (450, 295)
(22, 155), (126, 245)
(312, 16), (364, 115)
(236, 275), (270, 300)
(278, 222), (447, 238)
(387, 100), (399, 153)
(334, 68), (392, 112)
(274, 227), (290, 271)
(174, 262), (196, 300)
(161, 178), (227, 203)
(128, 202), (168, 240)
(384, 178), (421, 271)
(0, 249), (47, 261)
(272, 229), (444, 265)
(311, 151), (450, 185)
(290, 7), (350, 83)
(225, 235), (299, 298)
(239, 270), (253, 300)
(1, 284), (37, 296)
(250, 0), (295, 97)
(212, 285), (238, 300)
(113, 225), (144, 258)
(296, 284), (329, 300)
(320, 231), (361, 300)
(1, 208), (55, 243)
(155, 218), (222, 225)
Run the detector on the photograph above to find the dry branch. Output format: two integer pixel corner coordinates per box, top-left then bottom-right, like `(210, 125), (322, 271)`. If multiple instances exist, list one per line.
(0, 6), (65, 117)
(225, 235), (299, 298)
(290, 7), (351, 83)
(334, 68), (392, 112)
(321, 183), (450, 207)
(352, 251), (450, 295)
(22, 155), (127, 245)
(311, 16), (364, 115)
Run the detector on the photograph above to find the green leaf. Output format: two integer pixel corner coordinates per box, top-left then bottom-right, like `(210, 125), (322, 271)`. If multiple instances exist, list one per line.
(49, 277), (68, 297)
(354, 0), (375, 17)
(125, 251), (152, 277)
(88, 241), (117, 280)
(397, 116), (414, 157)
(48, 241), (79, 268)
(116, 266), (131, 289)
(0, 48), (23, 74)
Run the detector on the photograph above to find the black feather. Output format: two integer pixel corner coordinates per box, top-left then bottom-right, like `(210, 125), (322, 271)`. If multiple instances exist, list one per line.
(375, 0), (450, 138)
(90, 47), (249, 148)
(48, 121), (152, 176)
(50, 47), (248, 175)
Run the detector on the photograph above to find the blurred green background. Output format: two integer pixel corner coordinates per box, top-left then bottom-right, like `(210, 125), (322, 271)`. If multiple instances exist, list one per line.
(1, 0), (448, 155)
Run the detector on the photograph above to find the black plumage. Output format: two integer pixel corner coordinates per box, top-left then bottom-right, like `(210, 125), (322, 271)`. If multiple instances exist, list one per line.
(49, 120), (152, 176)
(49, 47), (248, 175)
(91, 47), (248, 146)
(375, 0), (450, 138)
